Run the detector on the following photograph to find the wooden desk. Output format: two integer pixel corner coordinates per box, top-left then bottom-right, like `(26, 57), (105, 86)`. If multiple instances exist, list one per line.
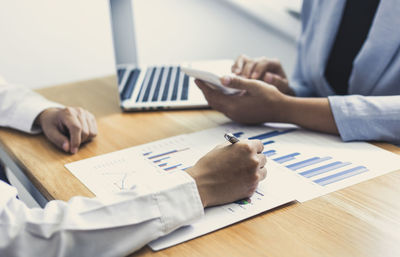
(1, 76), (400, 257)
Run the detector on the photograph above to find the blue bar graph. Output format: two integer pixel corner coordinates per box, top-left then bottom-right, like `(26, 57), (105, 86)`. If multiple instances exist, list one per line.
(314, 166), (368, 186)
(153, 156), (170, 163)
(142, 151), (152, 156)
(148, 149), (178, 159)
(248, 129), (295, 140)
(263, 150), (276, 157)
(263, 140), (274, 146)
(300, 161), (351, 178)
(275, 156), (295, 164)
(286, 156), (332, 171)
(250, 130), (280, 140)
(273, 153), (300, 164)
(164, 164), (182, 171)
(147, 148), (189, 160)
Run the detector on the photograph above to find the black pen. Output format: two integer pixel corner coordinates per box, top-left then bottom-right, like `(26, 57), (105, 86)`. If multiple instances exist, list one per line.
(224, 133), (240, 144)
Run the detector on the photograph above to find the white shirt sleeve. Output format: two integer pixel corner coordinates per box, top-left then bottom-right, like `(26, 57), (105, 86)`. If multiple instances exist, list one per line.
(0, 76), (63, 133)
(0, 171), (204, 257)
(0, 75), (205, 256)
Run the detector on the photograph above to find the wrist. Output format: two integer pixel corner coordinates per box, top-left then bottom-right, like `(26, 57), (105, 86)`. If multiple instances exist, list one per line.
(271, 93), (296, 123)
(33, 109), (47, 129)
(276, 96), (339, 134)
(284, 86), (296, 96)
(33, 108), (59, 129)
(185, 167), (208, 208)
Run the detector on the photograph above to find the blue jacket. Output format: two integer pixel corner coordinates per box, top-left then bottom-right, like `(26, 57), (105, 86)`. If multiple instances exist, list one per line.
(291, 0), (400, 143)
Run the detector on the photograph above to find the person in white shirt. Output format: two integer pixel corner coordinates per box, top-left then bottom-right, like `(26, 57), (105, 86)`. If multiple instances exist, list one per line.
(0, 76), (267, 257)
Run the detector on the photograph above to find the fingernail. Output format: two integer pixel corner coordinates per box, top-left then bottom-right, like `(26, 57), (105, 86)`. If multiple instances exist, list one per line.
(71, 147), (78, 154)
(238, 90), (246, 96)
(234, 68), (241, 74)
(251, 72), (259, 79)
(265, 73), (273, 83)
(62, 142), (69, 152)
(221, 76), (232, 86)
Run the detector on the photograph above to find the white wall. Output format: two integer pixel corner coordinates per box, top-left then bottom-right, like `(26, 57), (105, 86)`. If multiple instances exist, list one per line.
(134, 0), (298, 68)
(0, 0), (298, 89)
(0, 0), (115, 88)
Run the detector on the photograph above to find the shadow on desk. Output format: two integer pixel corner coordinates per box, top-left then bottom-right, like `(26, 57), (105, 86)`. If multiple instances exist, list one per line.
(36, 75), (121, 118)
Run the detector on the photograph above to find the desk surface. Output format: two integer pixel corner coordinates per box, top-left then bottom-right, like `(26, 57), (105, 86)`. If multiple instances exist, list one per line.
(1, 76), (400, 257)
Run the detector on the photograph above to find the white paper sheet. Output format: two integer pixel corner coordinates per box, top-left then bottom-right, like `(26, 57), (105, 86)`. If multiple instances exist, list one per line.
(65, 122), (400, 250)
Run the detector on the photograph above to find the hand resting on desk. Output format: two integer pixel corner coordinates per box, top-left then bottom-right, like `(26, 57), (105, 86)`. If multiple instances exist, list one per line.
(34, 107), (97, 154)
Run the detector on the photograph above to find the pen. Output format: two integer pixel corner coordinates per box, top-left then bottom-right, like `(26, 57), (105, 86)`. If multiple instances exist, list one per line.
(224, 133), (240, 144)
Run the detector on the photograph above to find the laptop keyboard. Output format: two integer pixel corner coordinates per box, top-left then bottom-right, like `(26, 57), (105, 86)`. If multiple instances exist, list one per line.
(118, 66), (190, 102)
(120, 68), (140, 101)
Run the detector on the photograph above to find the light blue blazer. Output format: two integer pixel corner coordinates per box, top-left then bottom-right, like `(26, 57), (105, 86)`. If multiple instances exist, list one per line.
(291, 0), (400, 143)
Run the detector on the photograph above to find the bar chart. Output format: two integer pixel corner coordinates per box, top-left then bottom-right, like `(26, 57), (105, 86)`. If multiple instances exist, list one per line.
(228, 127), (370, 188)
(142, 147), (192, 172)
(137, 126), (374, 190)
(137, 125), (376, 191)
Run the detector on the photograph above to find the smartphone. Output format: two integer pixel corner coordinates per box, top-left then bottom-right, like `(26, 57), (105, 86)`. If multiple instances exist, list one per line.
(181, 66), (241, 95)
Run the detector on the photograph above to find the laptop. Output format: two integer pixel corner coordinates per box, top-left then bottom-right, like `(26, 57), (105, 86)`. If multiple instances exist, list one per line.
(109, 0), (232, 111)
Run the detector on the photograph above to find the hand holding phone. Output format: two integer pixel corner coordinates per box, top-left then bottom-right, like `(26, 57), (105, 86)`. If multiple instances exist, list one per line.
(181, 67), (241, 95)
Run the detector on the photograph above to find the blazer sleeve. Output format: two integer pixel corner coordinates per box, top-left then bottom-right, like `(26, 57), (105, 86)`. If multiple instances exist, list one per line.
(329, 95), (400, 143)
(289, 0), (317, 97)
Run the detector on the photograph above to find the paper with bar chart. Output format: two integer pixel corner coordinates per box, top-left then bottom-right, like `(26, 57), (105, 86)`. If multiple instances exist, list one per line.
(188, 123), (400, 202)
(65, 122), (400, 250)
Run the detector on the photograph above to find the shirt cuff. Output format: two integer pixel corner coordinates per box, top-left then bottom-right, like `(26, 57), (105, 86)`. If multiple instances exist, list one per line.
(10, 93), (63, 134)
(328, 95), (359, 141)
(150, 170), (204, 234)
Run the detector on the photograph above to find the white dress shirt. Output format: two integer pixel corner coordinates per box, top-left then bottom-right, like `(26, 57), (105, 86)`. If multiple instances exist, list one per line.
(0, 76), (204, 257)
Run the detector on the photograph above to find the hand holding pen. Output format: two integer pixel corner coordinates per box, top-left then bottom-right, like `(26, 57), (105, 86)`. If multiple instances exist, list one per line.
(186, 134), (267, 207)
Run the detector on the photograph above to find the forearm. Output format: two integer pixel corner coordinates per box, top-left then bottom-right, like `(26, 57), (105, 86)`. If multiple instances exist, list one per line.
(0, 172), (203, 256)
(280, 96), (339, 135)
(0, 83), (63, 133)
(1, 195), (158, 256)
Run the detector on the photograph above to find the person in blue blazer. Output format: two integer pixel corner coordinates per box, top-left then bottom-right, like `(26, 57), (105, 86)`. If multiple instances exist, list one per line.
(196, 0), (400, 143)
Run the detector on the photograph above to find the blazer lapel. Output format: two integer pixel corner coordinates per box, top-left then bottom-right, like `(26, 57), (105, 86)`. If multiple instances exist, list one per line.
(349, 0), (400, 95)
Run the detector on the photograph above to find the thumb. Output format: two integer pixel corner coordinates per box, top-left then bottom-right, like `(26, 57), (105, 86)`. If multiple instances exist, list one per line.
(264, 73), (290, 93)
(264, 73), (286, 87)
(45, 126), (70, 152)
(220, 75), (261, 92)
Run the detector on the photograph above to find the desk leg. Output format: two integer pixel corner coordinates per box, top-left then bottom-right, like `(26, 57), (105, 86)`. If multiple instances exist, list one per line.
(0, 147), (48, 208)
(0, 161), (10, 184)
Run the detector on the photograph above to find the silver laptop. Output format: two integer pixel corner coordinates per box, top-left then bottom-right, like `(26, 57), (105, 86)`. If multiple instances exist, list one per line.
(109, 0), (231, 111)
